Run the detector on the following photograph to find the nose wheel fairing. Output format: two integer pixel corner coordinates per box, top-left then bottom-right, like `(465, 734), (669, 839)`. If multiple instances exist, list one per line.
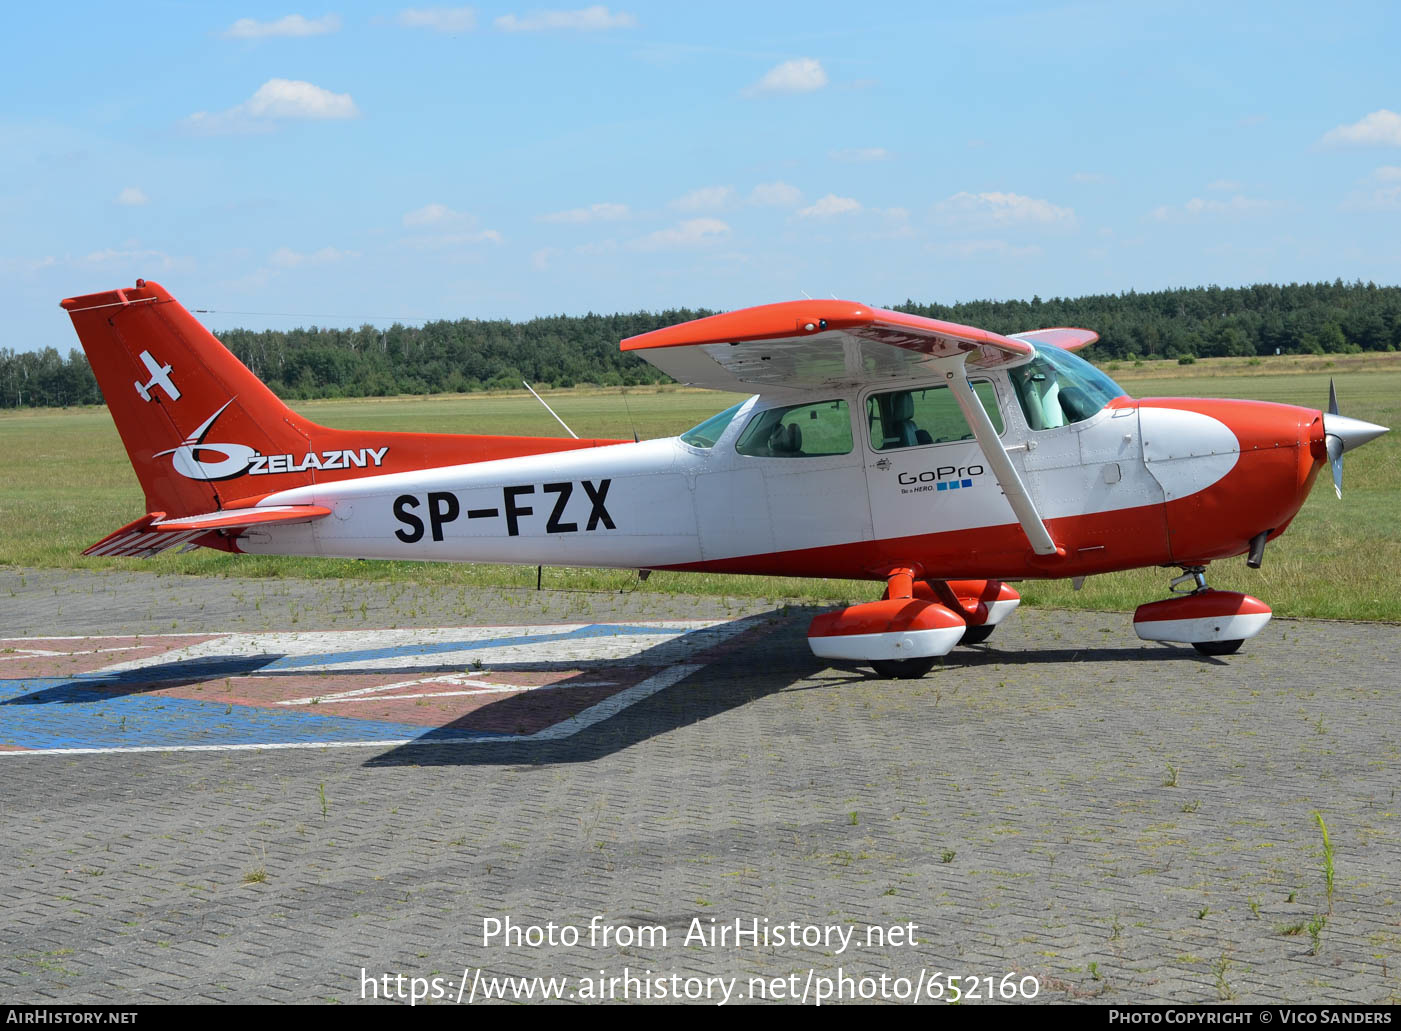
(1133, 589), (1272, 649)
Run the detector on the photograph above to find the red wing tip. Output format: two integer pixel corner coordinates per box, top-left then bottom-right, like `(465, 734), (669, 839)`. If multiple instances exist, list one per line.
(620, 299), (1038, 354)
(1011, 327), (1099, 350)
(621, 299), (871, 351)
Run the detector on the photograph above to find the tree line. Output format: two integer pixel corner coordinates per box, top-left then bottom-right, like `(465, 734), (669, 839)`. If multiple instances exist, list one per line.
(5, 280), (1399, 409)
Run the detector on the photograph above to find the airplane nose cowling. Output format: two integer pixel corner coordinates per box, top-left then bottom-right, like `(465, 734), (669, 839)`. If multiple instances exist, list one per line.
(1141, 399), (1325, 565)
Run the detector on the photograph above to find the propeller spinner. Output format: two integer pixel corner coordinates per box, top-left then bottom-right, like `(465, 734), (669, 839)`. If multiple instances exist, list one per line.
(1323, 379), (1388, 499)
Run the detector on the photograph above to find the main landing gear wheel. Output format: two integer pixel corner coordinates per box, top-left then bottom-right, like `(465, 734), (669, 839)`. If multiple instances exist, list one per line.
(1192, 639), (1243, 656)
(959, 625), (995, 645)
(871, 657), (937, 680)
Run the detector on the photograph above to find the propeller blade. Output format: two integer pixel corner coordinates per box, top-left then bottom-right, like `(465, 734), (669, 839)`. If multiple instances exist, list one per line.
(1327, 432), (1344, 499)
(1321, 380), (1389, 500)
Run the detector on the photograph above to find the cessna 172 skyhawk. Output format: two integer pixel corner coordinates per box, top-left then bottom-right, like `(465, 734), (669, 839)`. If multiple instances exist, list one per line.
(63, 280), (1387, 678)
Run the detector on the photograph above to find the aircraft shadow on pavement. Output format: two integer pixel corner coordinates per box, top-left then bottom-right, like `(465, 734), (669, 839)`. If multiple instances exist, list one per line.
(0, 608), (1222, 761)
(365, 610), (1213, 768)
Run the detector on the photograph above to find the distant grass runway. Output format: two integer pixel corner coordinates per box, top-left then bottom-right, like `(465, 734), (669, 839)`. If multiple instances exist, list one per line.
(1, 352), (1396, 621)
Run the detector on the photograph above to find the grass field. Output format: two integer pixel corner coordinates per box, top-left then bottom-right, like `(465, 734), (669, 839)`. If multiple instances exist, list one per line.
(1, 352), (1396, 621)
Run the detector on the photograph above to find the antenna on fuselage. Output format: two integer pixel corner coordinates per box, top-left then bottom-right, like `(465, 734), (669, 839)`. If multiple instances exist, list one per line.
(619, 387), (640, 443)
(522, 380), (579, 439)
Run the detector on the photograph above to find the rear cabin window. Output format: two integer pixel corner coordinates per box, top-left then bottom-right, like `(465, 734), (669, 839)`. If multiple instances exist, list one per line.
(735, 399), (854, 458)
(867, 382), (1003, 451)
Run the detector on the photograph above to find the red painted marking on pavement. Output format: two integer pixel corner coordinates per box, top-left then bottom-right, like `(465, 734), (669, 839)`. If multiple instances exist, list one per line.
(152, 667), (654, 731)
(0, 636), (221, 679)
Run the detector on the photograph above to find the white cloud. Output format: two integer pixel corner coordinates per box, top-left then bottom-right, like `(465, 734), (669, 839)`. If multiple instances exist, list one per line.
(797, 194), (862, 218)
(1342, 167), (1401, 212)
(575, 239), (618, 256)
(749, 181), (801, 207)
(270, 246), (359, 268)
(403, 202), (466, 227)
(1321, 109), (1401, 147)
(116, 186), (148, 206)
(186, 78), (359, 132)
(927, 239), (1043, 260)
(82, 247), (178, 267)
(397, 7), (477, 32)
(399, 205), (501, 245)
(531, 246), (562, 270)
(629, 218), (730, 251)
(829, 147), (888, 162)
(537, 202), (630, 223)
(1150, 194), (1272, 220)
(400, 230), (502, 248)
(495, 6), (635, 31)
(222, 14), (342, 39)
(936, 191), (1075, 226)
(1348, 187), (1401, 212)
(671, 186), (733, 212)
(748, 58), (827, 96)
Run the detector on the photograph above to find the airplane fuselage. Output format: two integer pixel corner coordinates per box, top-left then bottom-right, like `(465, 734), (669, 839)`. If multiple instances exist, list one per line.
(242, 374), (1326, 584)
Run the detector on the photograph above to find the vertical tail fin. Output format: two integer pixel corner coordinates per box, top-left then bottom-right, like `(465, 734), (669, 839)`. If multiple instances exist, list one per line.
(61, 280), (318, 516)
(62, 280), (627, 524)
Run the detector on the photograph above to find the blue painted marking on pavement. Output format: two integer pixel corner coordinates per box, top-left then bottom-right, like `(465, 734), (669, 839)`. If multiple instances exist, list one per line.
(0, 675), (475, 751)
(0, 623), (695, 752)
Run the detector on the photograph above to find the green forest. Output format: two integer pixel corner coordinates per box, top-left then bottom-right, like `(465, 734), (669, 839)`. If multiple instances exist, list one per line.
(5, 280), (1400, 409)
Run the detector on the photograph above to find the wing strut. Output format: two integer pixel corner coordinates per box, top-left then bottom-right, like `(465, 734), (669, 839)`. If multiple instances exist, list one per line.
(942, 360), (1061, 558)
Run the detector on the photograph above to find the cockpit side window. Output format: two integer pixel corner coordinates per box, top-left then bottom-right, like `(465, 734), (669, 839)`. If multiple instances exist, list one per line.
(735, 399), (853, 458)
(1010, 343), (1126, 430)
(866, 382), (1003, 451)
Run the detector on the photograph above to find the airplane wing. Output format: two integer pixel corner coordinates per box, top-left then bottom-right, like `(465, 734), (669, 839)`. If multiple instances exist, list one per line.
(626, 299), (1077, 559)
(83, 506), (331, 558)
(622, 300), (1038, 393)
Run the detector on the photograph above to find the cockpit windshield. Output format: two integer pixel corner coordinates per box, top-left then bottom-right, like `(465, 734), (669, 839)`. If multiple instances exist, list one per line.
(1010, 343), (1127, 430)
(679, 401), (746, 449)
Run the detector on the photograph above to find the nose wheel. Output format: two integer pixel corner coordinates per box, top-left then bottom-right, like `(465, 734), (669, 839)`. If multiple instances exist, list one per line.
(871, 657), (939, 680)
(1191, 638), (1243, 656)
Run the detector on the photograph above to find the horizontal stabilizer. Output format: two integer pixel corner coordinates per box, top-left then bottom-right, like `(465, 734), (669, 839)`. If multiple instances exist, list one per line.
(83, 506), (331, 559)
(152, 505), (331, 531)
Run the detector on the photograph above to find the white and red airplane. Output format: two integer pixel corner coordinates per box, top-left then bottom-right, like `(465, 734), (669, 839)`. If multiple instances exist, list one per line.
(63, 280), (1387, 678)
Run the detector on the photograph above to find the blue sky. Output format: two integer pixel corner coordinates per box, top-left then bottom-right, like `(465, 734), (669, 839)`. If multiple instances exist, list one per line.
(5, 1), (1400, 351)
